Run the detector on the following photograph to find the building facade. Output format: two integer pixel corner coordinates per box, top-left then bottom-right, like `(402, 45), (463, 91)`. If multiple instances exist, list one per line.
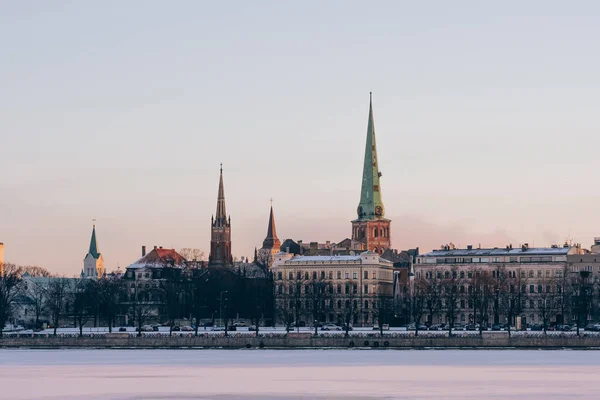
(414, 244), (585, 327)
(271, 251), (395, 327)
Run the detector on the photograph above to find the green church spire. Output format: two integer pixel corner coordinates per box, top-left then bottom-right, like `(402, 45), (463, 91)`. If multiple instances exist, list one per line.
(88, 224), (100, 259)
(356, 93), (385, 221)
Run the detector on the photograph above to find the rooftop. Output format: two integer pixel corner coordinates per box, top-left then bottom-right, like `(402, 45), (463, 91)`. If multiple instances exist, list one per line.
(421, 246), (573, 257)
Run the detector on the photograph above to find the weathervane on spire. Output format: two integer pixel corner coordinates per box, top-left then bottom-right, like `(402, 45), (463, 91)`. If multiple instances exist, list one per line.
(220, 163), (223, 172)
(270, 198), (273, 207)
(92, 218), (96, 228)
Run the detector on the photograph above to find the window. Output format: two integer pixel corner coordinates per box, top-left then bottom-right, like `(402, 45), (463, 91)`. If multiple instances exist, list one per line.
(278, 285), (283, 294)
(353, 284), (358, 294)
(364, 285), (369, 294)
(528, 271), (534, 278)
(321, 271), (326, 279)
(529, 300), (534, 308)
(337, 284), (342, 294)
(537, 270), (542, 278)
(364, 300), (369, 309)
(305, 272), (309, 280)
(312, 271), (317, 280)
(364, 271), (369, 279)
(537, 285), (542, 293)
(546, 285), (551, 293)
(289, 272), (294, 280)
(444, 271), (450, 279)
(144, 273), (150, 279)
(460, 271), (465, 279)
(329, 271), (333, 279)
(345, 285), (350, 294)
(345, 272), (349, 279)
(353, 272), (358, 279)
(337, 271), (342, 279)
(297, 271), (302, 280)
(372, 271), (376, 279)
(529, 285), (535, 293)
(460, 300), (465, 308)
(289, 285), (294, 295)
(277, 272), (283, 280)
(337, 300), (342, 309)
(545, 270), (550, 277)
(345, 300), (350, 308)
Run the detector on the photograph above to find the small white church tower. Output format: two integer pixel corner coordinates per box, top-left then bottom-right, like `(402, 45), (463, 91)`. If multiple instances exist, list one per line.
(83, 223), (104, 279)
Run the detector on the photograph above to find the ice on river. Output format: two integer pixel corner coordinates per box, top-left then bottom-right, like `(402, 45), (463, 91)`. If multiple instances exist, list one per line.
(1, 349), (599, 399)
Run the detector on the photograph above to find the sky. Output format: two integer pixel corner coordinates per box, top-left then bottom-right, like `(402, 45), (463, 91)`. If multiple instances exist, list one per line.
(1, 1), (600, 275)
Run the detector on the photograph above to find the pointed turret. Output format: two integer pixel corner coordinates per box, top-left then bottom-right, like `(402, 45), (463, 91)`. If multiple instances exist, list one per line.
(262, 204), (281, 251)
(88, 224), (100, 259)
(83, 223), (104, 279)
(356, 92), (385, 221)
(214, 164), (228, 227)
(351, 94), (391, 254)
(209, 165), (232, 265)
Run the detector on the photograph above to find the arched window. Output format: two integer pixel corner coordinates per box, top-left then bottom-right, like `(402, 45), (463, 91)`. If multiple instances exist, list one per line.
(374, 228), (378, 237)
(380, 228), (383, 237)
(337, 300), (342, 309)
(364, 300), (369, 309)
(345, 300), (350, 308)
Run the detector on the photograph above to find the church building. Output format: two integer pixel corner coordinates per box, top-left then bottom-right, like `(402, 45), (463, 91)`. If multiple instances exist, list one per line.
(209, 165), (233, 266)
(83, 224), (104, 279)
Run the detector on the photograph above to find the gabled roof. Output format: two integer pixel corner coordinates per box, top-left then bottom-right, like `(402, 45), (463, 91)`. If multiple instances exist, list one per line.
(127, 248), (187, 269)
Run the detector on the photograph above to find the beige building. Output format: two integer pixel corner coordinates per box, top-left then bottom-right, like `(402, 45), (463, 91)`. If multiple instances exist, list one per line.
(271, 251), (395, 327)
(414, 243), (584, 327)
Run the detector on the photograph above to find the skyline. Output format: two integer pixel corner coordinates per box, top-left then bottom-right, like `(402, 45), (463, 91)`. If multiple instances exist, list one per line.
(2, 1), (600, 274)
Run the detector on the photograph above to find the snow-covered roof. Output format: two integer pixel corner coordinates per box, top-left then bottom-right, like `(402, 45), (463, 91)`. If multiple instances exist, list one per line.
(421, 247), (572, 257)
(126, 248), (187, 270)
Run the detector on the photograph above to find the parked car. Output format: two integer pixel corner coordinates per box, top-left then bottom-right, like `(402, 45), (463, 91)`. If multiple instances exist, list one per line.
(529, 324), (543, 331)
(172, 326), (181, 332)
(212, 326), (225, 331)
(138, 325), (153, 332)
(181, 326), (194, 332)
(341, 324), (353, 331)
(372, 324), (390, 331)
(428, 324), (443, 331)
(233, 321), (247, 327)
(321, 324), (342, 331)
(118, 327), (127, 332)
(152, 325), (160, 332)
(491, 324), (506, 331)
(464, 324), (480, 331)
(247, 325), (257, 331)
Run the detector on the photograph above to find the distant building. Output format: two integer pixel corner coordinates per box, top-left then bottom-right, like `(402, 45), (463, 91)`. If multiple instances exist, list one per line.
(83, 224), (104, 279)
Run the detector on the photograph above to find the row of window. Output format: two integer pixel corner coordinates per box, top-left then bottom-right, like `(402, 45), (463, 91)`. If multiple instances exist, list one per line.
(283, 299), (376, 310)
(420, 269), (566, 280)
(276, 270), (378, 281)
(276, 283), (377, 296)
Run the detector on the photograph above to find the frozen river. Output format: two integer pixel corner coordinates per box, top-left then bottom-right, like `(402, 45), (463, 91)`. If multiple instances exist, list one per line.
(1, 349), (600, 399)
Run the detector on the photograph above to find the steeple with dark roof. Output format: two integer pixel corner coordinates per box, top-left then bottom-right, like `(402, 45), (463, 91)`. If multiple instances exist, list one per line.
(84, 223), (104, 278)
(262, 204), (281, 251)
(209, 164), (233, 265)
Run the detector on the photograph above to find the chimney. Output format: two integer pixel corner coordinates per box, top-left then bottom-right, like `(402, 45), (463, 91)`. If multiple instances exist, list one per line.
(467, 245), (473, 250)
(159, 246), (163, 249)
(142, 246), (146, 256)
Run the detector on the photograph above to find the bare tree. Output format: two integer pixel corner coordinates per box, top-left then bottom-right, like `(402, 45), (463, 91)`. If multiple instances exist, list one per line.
(73, 278), (96, 336)
(536, 275), (559, 334)
(0, 263), (22, 336)
(158, 267), (184, 336)
(498, 268), (527, 336)
(410, 278), (428, 337)
(423, 269), (442, 326)
(98, 276), (125, 333)
(276, 283), (296, 332)
(305, 276), (330, 335)
(373, 294), (393, 336)
(337, 280), (360, 337)
(179, 248), (205, 262)
(441, 266), (462, 335)
(46, 278), (71, 336)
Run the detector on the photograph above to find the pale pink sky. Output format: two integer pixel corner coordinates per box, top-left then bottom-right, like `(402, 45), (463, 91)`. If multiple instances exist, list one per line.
(1, 2), (600, 275)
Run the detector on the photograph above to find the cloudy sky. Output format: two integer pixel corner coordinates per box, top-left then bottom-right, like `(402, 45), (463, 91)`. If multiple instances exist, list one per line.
(1, 1), (599, 275)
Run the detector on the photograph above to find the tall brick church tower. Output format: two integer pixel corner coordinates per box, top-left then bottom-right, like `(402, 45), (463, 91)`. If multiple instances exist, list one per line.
(351, 93), (391, 254)
(209, 165), (233, 265)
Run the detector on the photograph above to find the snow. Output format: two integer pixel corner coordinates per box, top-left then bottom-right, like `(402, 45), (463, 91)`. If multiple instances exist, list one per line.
(1, 349), (599, 399)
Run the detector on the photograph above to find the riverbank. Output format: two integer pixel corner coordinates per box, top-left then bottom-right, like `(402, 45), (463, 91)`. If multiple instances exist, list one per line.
(3, 332), (600, 349)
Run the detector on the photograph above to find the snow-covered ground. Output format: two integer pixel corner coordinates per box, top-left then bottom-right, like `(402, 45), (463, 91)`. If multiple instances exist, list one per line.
(1, 349), (599, 399)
